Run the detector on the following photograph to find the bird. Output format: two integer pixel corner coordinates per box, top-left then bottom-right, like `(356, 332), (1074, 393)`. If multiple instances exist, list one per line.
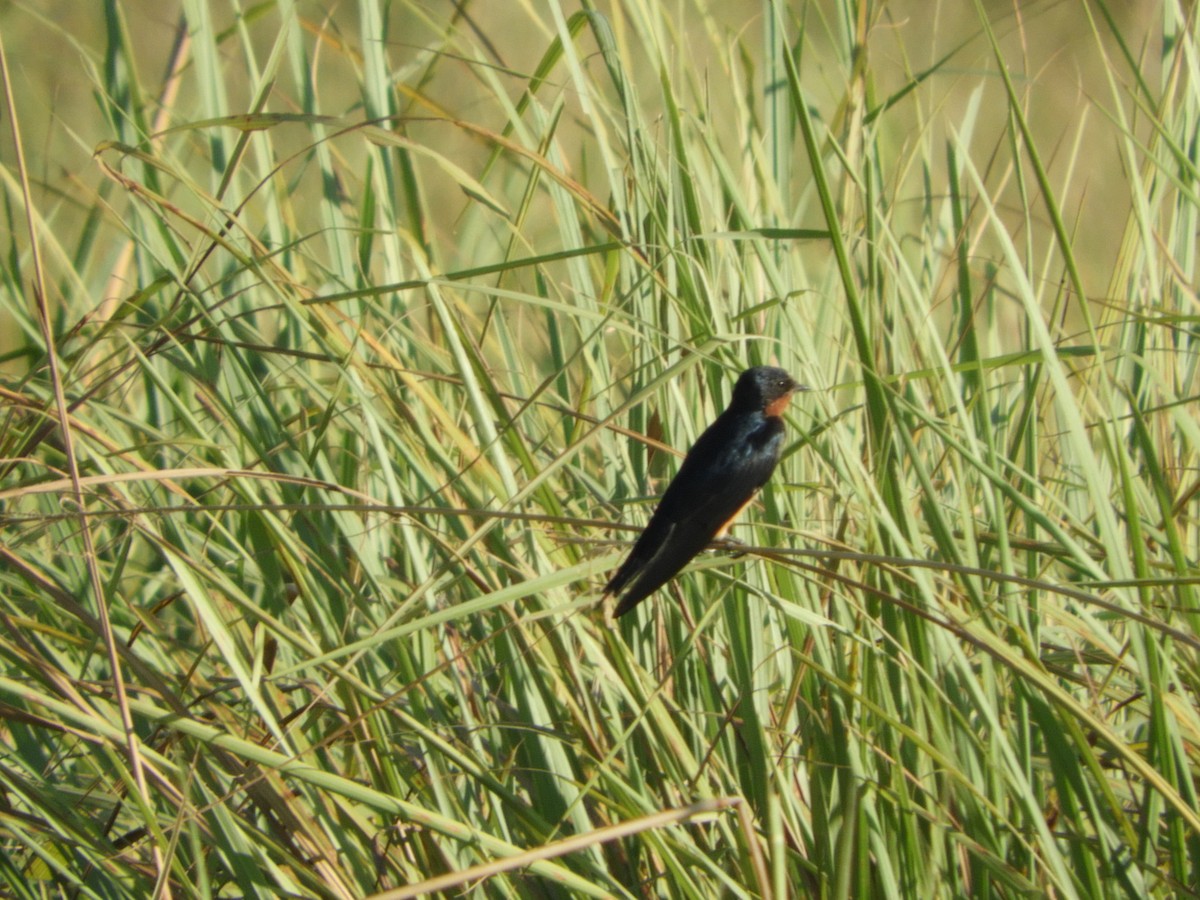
(604, 366), (806, 617)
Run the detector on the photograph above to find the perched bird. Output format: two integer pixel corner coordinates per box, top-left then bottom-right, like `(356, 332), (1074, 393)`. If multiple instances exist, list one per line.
(605, 366), (806, 617)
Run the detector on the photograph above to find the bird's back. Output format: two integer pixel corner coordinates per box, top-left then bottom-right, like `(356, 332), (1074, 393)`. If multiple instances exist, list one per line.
(607, 407), (785, 615)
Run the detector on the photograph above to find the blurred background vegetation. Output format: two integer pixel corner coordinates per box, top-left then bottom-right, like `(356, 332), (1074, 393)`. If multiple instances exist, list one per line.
(2, 1), (1198, 897)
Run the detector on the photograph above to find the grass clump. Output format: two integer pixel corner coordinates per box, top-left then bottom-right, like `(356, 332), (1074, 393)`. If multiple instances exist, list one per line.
(1, 1), (1198, 896)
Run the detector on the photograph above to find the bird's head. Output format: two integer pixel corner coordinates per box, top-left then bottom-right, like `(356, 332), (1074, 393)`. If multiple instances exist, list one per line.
(732, 366), (808, 417)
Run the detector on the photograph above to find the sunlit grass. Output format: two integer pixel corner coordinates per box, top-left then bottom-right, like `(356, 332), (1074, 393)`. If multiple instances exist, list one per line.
(1, 1), (1198, 896)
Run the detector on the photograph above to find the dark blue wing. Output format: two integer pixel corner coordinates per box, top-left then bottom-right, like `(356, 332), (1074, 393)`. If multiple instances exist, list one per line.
(607, 411), (784, 615)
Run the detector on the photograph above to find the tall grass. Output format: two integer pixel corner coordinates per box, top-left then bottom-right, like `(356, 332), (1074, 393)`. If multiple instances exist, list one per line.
(2, 0), (1198, 896)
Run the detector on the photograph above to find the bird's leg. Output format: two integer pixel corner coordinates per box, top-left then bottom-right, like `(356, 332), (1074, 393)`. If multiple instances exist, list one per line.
(712, 535), (748, 558)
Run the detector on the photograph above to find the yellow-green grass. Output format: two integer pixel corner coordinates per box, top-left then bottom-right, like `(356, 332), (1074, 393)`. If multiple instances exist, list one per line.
(1, 1), (1197, 896)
